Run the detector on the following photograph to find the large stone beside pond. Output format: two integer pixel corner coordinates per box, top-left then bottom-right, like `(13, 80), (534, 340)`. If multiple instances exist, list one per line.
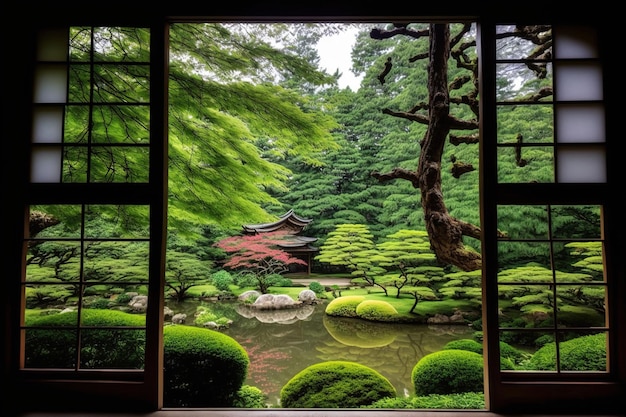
(238, 289), (318, 310)
(427, 311), (466, 324)
(298, 289), (317, 304)
(236, 303), (315, 323)
(128, 294), (173, 319)
(253, 293), (297, 309)
(238, 290), (262, 302)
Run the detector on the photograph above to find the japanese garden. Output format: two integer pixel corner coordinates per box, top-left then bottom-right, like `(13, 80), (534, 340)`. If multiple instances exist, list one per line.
(23, 22), (607, 409)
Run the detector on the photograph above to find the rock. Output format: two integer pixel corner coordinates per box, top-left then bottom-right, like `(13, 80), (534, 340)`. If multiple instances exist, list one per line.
(239, 290), (262, 302)
(449, 311), (466, 323)
(128, 295), (148, 312)
(172, 313), (187, 324)
(253, 293), (297, 310)
(298, 289), (317, 304)
(427, 312), (467, 325)
(129, 295), (177, 320)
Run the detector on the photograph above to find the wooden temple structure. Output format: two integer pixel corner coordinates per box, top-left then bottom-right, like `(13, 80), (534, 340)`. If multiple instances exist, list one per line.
(242, 209), (318, 274)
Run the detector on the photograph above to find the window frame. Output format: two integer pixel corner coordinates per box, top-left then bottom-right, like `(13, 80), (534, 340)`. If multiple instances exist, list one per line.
(478, 18), (624, 413)
(4, 12), (624, 416)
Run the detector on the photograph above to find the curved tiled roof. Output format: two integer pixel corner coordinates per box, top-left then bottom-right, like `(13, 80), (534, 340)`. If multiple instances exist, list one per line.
(242, 209), (312, 234)
(242, 210), (318, 252)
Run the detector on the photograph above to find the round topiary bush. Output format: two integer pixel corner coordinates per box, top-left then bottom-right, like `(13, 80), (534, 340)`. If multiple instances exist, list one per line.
(280, 360), (397, 408)
(442, 338), (528, 368)
(24, 309), (146, 368)
(232, 385), (268, 408)
(525, 333), (606, 371)
(355, 299), (398, 321)
(325, 295), (366, 317)
(442, 338), (483, 354)
(412, 350), (484, 396)
(163, 324), (249, 407)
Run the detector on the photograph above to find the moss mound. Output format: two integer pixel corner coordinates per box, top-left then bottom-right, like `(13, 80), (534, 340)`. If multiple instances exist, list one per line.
(412, 349), (484, 396)
(355, 299), (398, 321)
(163, 324), (249, 407)
(325, 295), (366, 317)
(280, 360), (396, 408)
(442, 338), (483, 354)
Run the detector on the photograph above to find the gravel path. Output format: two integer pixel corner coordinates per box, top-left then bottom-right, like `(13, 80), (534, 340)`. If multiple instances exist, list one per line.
(291, 277), (353, 286)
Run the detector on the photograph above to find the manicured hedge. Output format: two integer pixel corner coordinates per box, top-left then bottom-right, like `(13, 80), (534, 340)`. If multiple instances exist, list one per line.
(24, 309), (146, 369)
(24, 310), (250, 407)
(280, 360), (396, 408)
(524, 333), (606, 371)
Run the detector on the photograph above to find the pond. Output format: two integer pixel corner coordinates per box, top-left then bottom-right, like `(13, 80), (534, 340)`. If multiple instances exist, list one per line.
(165, 299), (475, 407)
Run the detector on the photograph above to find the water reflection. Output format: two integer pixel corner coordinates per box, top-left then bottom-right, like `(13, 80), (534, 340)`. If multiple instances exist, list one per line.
(236, 303), (316, 323)
(166, 299), (474, 407)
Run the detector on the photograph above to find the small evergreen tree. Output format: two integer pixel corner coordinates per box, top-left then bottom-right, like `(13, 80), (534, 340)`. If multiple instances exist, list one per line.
(315, 224), (387, 295)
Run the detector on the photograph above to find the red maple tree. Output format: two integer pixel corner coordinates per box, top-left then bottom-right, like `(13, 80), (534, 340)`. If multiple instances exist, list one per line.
(214, 231), (307, 293)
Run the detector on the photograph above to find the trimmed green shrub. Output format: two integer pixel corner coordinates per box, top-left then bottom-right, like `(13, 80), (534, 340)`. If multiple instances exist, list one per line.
(355, 300), (398, 321)
(365, 392), (485, 409)
(113, 292), (134, 305)
(163, 324), (249, 407)
(232, 385), (268, 408)
(500, 356), (516, 370)
(24, 309), (146, 369)
(308, 281), (325, 295)
(499, 340), (530, 365)
(412, 350), (484, 396)
(85, 297), (112, 309)
(211, 270), (234, 292)
(280, 360), (396, 408)
(443, 338), (529, 368)
(524, 333), (606, 371)
(325, 295), (366, 317)
(193, 306), (231, 327)
(443, 338), (483, 354)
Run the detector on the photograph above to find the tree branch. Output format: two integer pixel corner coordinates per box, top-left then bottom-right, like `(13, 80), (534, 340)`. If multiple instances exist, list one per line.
(382, 108), (430, 124)
(371, 168), (420, 188)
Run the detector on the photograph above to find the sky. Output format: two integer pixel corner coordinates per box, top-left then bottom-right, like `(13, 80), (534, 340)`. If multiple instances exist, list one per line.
(317, 27), (363, 90)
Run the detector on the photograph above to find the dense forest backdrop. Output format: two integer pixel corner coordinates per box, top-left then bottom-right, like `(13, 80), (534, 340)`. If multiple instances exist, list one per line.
(30, 22), (600, 283)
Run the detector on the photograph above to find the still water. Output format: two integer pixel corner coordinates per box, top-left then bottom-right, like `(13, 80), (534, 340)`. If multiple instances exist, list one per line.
(166, 299), (474, 407)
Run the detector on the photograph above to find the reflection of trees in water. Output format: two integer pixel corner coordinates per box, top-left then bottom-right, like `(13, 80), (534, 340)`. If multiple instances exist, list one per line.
(236, 303), (315, 323)
(238, 338), (290, 397)
(225, 308), (331, 405)
(164, 299), (241, 324)
(166, 301), (475, 404)
(318, 316), (474, 396)
(323, 315), (397, 347)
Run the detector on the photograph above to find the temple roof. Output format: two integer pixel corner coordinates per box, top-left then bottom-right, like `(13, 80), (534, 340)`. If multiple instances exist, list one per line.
(277, 236), (318, 253)
(242, 209), (313, 234)
(242, 210), (318, 252)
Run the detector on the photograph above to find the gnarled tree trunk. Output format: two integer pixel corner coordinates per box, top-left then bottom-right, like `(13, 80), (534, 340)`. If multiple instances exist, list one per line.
(371, 23), (482, 271)
(418, 24), (481, 271)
